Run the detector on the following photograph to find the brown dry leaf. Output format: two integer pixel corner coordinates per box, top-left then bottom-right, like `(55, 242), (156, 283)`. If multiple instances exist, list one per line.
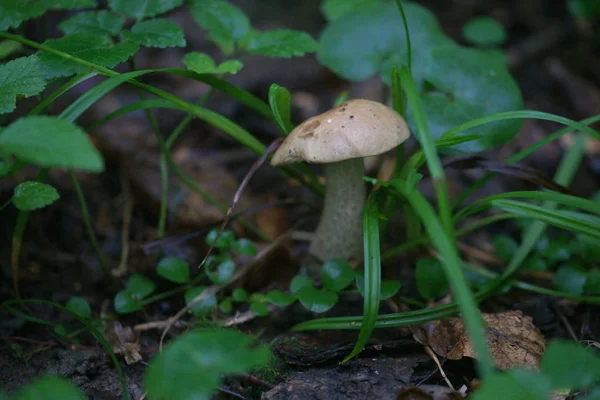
(104, 321), (142, 365)
(414, 311), (546, 371)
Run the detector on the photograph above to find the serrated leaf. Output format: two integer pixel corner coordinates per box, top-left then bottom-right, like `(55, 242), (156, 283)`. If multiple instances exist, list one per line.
(38, 34), (138, 79)
(318, 1), (523, 151)
(145, 329), (271, 400)
(0, 0), (96, 32)
(246, 29), (318, 58)
(13, 181), (59, 211)
(0, 116), (104, 171)
(0, 40), (22, 60)
(0, 56), (46, 114)
(66, 296), (91, 319)
(51, 0), (97, 9)
(123, 18), (185, 48)
(185, 287), (217, 316)
(108, 0), (183, 19)
(15, 376), (86, 400)
(182, 52), (243, 75)
(156, 257), (190, 283)
(541, 340), (600, 390)
(462, 16), (507, 47)
(189, 0), (250, 55)
(321, 259), (355, 292)
(59, 11), (125, 36)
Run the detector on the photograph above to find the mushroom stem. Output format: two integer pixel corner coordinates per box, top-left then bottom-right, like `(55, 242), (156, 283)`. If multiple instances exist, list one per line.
(309, 158), (366, 262)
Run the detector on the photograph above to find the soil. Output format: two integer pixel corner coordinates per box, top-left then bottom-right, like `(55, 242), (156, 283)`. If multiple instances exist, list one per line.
(1, 0), (599, 399)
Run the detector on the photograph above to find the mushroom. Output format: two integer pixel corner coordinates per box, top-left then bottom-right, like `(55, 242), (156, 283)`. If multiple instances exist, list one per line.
(271, 99), (410, 262)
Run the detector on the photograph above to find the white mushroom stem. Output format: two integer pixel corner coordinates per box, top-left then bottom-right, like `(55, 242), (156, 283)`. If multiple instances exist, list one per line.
(309, 158), (366, 262)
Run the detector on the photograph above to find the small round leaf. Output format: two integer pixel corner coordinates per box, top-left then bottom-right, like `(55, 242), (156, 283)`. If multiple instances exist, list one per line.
(554, 264), (587, 295)
(415, 258), (449, 300)
(296, 287), (338, 313)
(185, 287), (217, 317)
(126, 273), (156, 299)
(232, 238), (257, 256)
(157, 257), (190, 283)
(321, 259), (355, 292)
(462, 16), (507, 47)
(66, 296), (91, 319)
(114, 290), (142, 314)
(249, 302), (269, 316)
(266, 290), (295, 307)
(540, 340), (600, 390)
(205, 228), (235, 250)
(206, 257), (236, 284)
(232, 288), (248, 302)
(13, 181), (60, 211)
(290, 275), (313, 295)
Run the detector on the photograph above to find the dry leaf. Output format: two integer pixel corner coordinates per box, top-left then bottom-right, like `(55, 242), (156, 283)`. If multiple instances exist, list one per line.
(104, 321), (142, 365)
(413, 311), (546, 371)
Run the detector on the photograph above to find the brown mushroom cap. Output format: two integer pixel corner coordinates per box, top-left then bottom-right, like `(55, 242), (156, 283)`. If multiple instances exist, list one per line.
(271, 99), (410, 166)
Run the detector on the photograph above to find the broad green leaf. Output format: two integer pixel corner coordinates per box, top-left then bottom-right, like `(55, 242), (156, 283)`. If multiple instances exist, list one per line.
(321, 259), (355, 292)
(355, 274), (401, 300)
(189, 0), (250, 55)
(231, 288), (248, 302)
(320, 0), (381, 21)
(554, 263), (588, 295)
(205, 228), (235, 249)
(290, 275), (313, 295)
(471, 369), (551, 400)
(0, 40), (21, 59)
(232, 238), (257, 256)
(13, 181), (59, 211)
(541, 340), (600, 390)
(268, 83), (293, 133)
(108, 0), (183, 19)
(492, 234), (519, 261)
(145, 329), (271, 400)
(58, 11), (125, 36)
(49, 0), (97, 8)
(266, 290), (295, 307)
(0, 0), (96, 31)
(156, 257), (190, 283)
(0, 56), (46, 114)
(318, 1), (523, 151)
(0, 116), (104, 171)
(114, 290), (142, 313)
(184, 287), (217, 316)
(246, 29), (319, 58)
(250, 302), (269, 316)
(182, 52), (243, 75)
(38, 34), (138, 79)
(66, 296), (91, 319)
(15, 376), (86, 400)
(205, 257), (235, 284)
(462, 16), (507, 46)
(415, 258), (449, 299)
(126, 273), (156, 299)
(123, 18), (185, 48)
(296, 287), (338, 313)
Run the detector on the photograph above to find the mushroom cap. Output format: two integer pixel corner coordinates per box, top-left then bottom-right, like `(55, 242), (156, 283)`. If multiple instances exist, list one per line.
(271, 99), (410, 166)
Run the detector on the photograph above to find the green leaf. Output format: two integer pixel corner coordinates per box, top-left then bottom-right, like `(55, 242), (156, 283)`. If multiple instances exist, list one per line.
(320, 0), (381, 21)
(521, 254), (548, 271)
(38, 34), (138, 79)
(232, 238), (257, 256)
(189, 0), (250, 55)
(462, 16), (507, 47)
(492, 234), (519, 261)
(249, 302), (269, 316)
(585, 269), (600, 294)
(108, 0), (183, 19)
(246, 29), (318, 58)
(205, 228), (235, 249)
(15, 376), (86, 400)
(541, 340), (600, 390)
(268, 83), (293, 133)
(554, 263), (588, 295)
(318, 1), (523, 151)
(157, 257), (190, 283)
(266, 290), (295, 307)
(184, 287), (217, 316)
(571, 234), (600, 264)
(231, 288), (248, 302)
(355, 274), (401, 300)
(126, 273), (156, 299)
(205, 256), (235, 284)
(219, 298), (233, 313)
(58, 11), (125, 36)
(536, 234), (572, 263)
(296, 287), (338, 313)
(568, 0), (600, 19)
(290, 275), (313, 295)
(114, 290), (142, 313)
(123, 18), (185, 48)
(12, 181), (59, 211)
(66, 296), (91, 319)
(415, 258), (449, 299)
(182, 52), (243, 75)
(0, 116), (104, 172)
(0, 56), (46, 114)
(145, 329), (271, 400)
(0, 40), (22, 60)
(321, 259), (355, 292)
(471, 369), (551, 400)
